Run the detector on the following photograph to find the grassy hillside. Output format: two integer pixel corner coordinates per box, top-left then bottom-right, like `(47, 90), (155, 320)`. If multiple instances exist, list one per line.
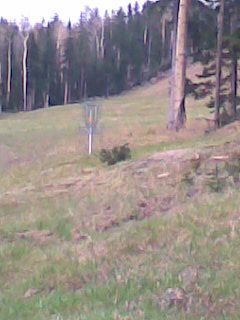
(1, 64), (240, 319)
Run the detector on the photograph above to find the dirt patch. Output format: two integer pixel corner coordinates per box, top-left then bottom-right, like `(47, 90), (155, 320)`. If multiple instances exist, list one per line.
(16, 230), (54, 244)
(24, 288), (41, 299)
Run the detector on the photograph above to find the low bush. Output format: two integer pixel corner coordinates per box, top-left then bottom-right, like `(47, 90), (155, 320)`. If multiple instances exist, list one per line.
(99, 143), (131, 165)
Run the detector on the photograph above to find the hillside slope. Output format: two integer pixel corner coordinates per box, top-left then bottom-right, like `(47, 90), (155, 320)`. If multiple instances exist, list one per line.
(1, 64), (240, 319)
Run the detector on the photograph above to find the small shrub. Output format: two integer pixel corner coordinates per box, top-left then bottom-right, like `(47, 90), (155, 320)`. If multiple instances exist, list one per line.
(181, 171), (195, 187)
(224, 158), (240, 184)
(206, 165), (225, 193)
(99, 143), (131, 165)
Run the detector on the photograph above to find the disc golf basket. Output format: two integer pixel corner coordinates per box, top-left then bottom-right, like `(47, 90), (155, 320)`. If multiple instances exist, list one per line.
(82, 102), (101, 155)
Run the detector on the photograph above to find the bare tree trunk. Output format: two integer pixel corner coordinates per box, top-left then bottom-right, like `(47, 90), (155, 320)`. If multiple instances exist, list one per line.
(230, 53), (238, 118)
(144, 25), (148, 66)
(173, 0), (190, 130)
(64, 81), (68, 105)
(147, 36), (152, 69)
(100, 19), (105, 60)
(84, 80), (87, 99)
(27, 87), (35, 111)
(161, 14), (167, 66)
(144, 25), (148, 45)
(80, 69), (85, 99)
(168, 0), (179, 129)
(6, 38), (12, 106)
(22, 34), (29, 111)
(31, 87), (35, 110)
(214, 0), (225, 127)
(230, 10), (238, 118)
(127, 64), (131, 82)
(44, 92), (49, 108)
(95, 32), (100, 60)
(117, 48), (121, 71)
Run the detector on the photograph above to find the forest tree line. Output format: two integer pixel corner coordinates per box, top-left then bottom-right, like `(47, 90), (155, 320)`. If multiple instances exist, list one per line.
(0, 0), (219, 112)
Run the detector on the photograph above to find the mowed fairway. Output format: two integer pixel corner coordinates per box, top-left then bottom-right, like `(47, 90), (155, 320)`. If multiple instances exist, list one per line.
(1, 64), (240, 319)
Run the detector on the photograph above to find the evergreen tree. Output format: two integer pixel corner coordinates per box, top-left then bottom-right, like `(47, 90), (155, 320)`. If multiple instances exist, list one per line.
(0, 0), (238, 118)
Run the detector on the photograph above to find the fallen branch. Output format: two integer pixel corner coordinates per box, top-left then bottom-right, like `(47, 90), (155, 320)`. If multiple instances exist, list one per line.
(157, 173), (170, 179)
(210, 155), (229, 161)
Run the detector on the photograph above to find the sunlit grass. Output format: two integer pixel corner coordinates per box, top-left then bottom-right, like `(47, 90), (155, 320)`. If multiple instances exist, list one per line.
(1, 65), (240, 319)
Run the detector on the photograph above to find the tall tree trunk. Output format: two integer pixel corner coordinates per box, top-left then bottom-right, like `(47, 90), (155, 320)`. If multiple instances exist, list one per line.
(127, 64), (131, 82)
(31, 87), (35, 110)
(44, 82), (49, 108)
(161, 14), (167, 66)
(144, 25), (148, 65)
(6, 38), (12, 107)
(100, 19), (105, 60)
(173, 0), (190, 130)
(80, 69), (85, 99)
(117, 48), (121, 71)
(147, 36), (152, 68)
(144, 25), (148, 46)
(44, 93), (49, 108)
(230, 10), (238, 118)
(168, 0), (179, 129)
(64, 81), (68, 105)
(22, 34), (29, 112)
(168, 0), (190, 130)
(95, 32), (100, 60)
(214, 0), (225, 127)
(84, 80), (87, 99)
(27, 87), (34, 111)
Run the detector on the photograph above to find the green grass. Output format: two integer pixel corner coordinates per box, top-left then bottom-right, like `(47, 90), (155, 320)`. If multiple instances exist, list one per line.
(1, 67), (240, 319)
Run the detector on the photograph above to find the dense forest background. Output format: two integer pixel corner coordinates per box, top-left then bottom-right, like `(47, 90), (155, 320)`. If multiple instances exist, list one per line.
(0, 0), (230, 112)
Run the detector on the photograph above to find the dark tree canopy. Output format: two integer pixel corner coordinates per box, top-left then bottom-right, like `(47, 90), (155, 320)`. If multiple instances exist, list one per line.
(0, 0), (239, 114)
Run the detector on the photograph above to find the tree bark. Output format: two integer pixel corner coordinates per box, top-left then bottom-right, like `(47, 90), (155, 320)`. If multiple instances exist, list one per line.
(22, 34), (29, 112)
(147, 36), (152, 68)
(44, 93), (49, 108)
(161, 13), (168, 67)
(117, 48), (121, 71)
(144, 25), (148, 66)
(31, 87), (35, 110)
(230, 10), (238, 118)
(6, 38), (12, 107)
(168, 0), (179, 129)
(95, 31), (100, 60)
(168, 0), (191, 130)
(27, 87), (35, 111)
(84, 80), (87, 99)
(64, 81), (68, 105)
(100, 19), (105, 60)
(214, 0), (225, 127)
(172, 0), (190, 130)
(80, 69), (85, 99)
(144, 25), (148, 46)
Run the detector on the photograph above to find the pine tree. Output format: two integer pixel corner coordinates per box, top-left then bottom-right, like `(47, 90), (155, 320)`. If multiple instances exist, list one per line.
(188, 0), (240, 125)
(214, 0), (225, 127)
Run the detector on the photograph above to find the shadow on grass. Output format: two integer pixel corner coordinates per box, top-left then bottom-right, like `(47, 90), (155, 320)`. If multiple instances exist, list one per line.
(220, 106), (240, 127)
